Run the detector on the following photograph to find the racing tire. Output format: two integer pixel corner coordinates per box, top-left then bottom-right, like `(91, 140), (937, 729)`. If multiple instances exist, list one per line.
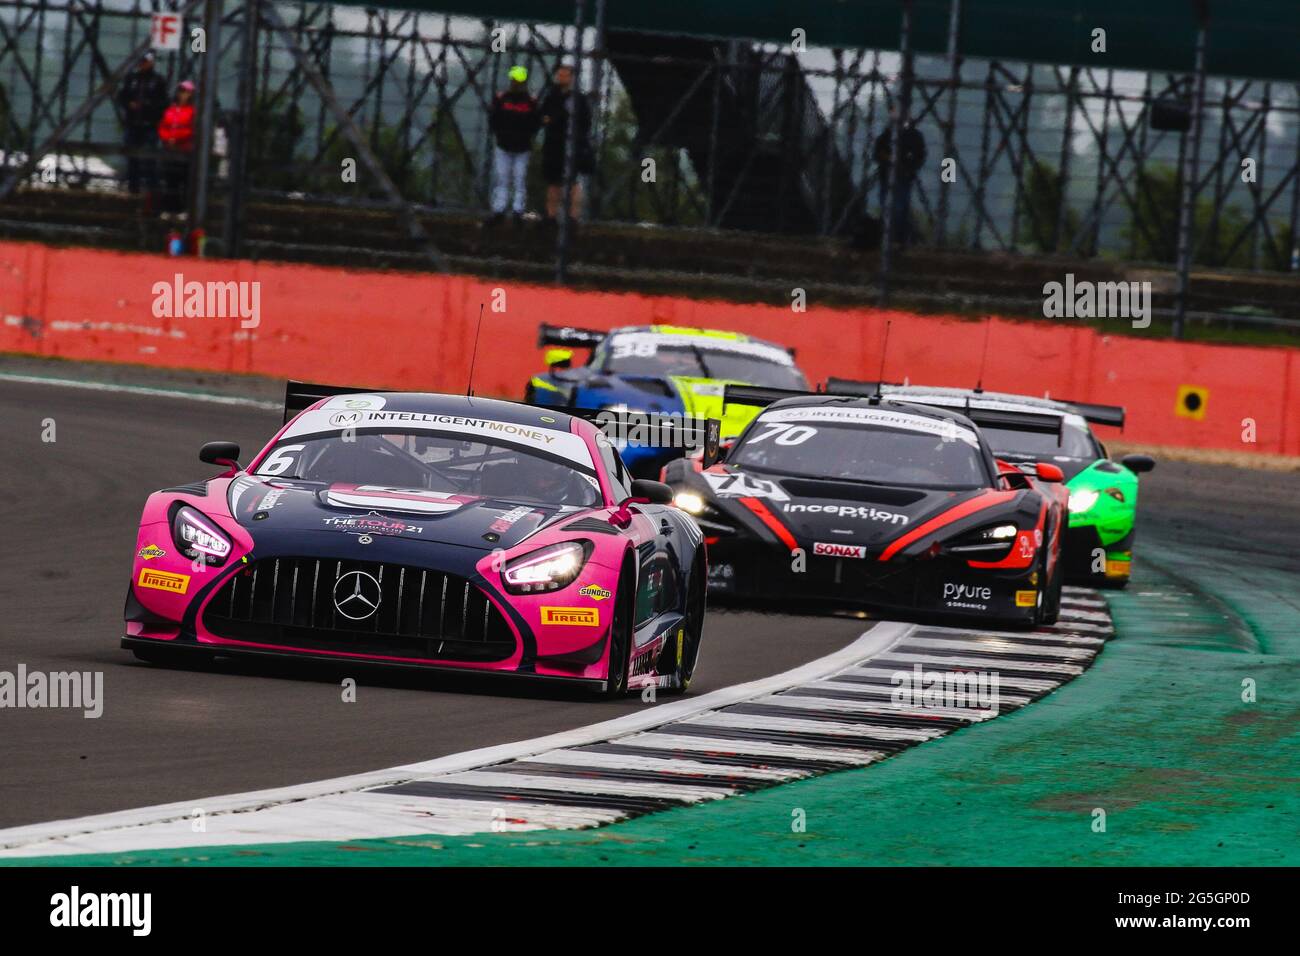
(1040, 554), (1064, 626)
(600, 559), (635, 699)
(1023, 548), (1051, 629)
(661, 555), (706, 696)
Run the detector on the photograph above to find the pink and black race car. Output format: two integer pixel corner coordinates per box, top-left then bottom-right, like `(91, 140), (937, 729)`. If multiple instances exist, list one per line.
(124, 382), (713, 697)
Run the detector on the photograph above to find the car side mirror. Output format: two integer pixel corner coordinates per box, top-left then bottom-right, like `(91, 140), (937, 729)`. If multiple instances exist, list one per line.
(630, 479), (673, 504)
(200, 441), (241, 471)
(544, 347), (573, 370)
(1120, 453), (1155, 474)
(1035, 462), (1065, 482)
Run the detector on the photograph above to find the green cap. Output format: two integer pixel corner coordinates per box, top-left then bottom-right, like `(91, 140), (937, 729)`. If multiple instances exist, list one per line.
(508, 65), (528, 83)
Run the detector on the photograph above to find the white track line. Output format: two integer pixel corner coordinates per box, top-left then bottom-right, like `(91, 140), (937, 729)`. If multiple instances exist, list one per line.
(899, 635), (1097, 660)
(0, 372), (281, 409)
(617, 732), (886, 766)
(754, 693), (996, 722)
(799, 678), (1035, 707)
(435, 770), (733, 802)
(678, 711), (945, 742)
(516, 749), (804, 782)
(0, 621), (911, 857)
(875, 650), (1085, 676)
(834, 665), (1064, 693)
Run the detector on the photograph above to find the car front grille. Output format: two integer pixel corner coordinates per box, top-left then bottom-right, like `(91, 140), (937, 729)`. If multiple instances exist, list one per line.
(202, 557), (515, 662)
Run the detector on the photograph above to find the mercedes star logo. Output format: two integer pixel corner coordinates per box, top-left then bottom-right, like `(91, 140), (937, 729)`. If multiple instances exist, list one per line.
(333, 570), (382, 621)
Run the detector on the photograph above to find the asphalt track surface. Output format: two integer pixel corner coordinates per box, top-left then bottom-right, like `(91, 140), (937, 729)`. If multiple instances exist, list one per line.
(0, 376), (868, 829)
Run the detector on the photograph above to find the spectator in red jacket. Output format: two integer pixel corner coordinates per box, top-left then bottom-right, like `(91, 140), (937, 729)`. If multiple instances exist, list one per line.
(157, 80), (196, 218)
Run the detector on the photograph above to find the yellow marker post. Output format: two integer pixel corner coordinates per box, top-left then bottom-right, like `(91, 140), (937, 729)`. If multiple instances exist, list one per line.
(1175, 385), (1209, 420)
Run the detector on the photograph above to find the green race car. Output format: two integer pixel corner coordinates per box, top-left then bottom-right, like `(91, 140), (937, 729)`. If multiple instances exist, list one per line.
(827, 382), (1155, 587)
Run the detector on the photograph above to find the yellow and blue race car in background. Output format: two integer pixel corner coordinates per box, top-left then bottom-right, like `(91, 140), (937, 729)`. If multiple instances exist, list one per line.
(526, 324), (808, 476)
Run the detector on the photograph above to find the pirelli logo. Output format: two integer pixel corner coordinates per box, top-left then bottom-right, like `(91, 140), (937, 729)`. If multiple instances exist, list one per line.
(541, 606), (600, 627)
(138, 569), (190, 595)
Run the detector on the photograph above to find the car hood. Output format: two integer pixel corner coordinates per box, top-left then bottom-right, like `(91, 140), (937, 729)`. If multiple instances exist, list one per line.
(694, 466), (998, 552)
(226, 475), (571, 552)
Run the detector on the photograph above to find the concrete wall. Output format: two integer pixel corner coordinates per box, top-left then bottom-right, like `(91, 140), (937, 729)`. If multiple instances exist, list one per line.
(2, 240), (1294, 455)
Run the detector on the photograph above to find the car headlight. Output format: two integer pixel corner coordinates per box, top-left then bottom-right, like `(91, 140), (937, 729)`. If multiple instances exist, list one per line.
(673, 491), (706, 515)
(1068, 489), (1100, 513)
(171, 505), (232, 565)
(946, 522), (1019, 556)
(502, 541), (590, 594)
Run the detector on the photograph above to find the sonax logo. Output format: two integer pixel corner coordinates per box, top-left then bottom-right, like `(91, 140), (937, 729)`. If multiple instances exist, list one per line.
(137, 569), (189, 594)
(541, 606), (600, 627)
(813, 541), (867, 559)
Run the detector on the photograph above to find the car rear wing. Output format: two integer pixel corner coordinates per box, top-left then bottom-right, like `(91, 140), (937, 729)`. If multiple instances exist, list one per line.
(1063, 400), (1125, 429)
(962, 407), (1063, 436)
(537, 323), (606, 349)
(567, 407), (723, 469)
(284, 380), (378, 423)
(826, 380), (1065, 438)
(828, 377), (1127, 430)
(823, 376), (885, 398)
(722, 383), (815, 409)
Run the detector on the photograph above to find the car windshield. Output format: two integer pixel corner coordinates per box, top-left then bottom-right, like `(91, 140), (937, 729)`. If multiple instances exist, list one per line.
(602, 334), (806, 389)
(982, 419), (1097, 459)
(254, 428), (602, 507)
(730, 413), (989, 489)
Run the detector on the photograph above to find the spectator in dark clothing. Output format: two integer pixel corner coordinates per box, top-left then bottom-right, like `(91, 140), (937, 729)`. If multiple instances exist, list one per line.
(116, 51), (168, 200)
(157, 80), (196, 218)
(487, 65), (541, 224)
(873, 104), (926, 249)
(539, 64), (594, 222)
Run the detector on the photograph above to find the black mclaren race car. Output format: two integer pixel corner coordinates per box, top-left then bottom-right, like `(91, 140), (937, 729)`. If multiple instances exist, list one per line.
(662, 385), (1069, 628)
(825, 380), (1154, 587)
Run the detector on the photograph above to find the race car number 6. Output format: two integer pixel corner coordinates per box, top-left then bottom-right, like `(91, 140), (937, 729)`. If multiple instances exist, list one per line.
(259, 444), (304, 476)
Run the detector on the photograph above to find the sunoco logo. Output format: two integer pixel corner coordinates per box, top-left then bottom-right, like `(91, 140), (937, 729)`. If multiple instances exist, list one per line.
(578, 584), (611, 601)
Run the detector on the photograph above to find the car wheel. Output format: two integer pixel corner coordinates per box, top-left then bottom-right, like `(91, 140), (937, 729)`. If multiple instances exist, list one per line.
(600, 562), (635, 699)
(1023, 548), (1049, 628)
(661, 556), (705, 695)
(1041, 554), (1063, 625)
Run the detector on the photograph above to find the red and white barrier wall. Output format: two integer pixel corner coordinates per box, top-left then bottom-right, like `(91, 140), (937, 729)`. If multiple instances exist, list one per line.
(1, 240), (1296, 455)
